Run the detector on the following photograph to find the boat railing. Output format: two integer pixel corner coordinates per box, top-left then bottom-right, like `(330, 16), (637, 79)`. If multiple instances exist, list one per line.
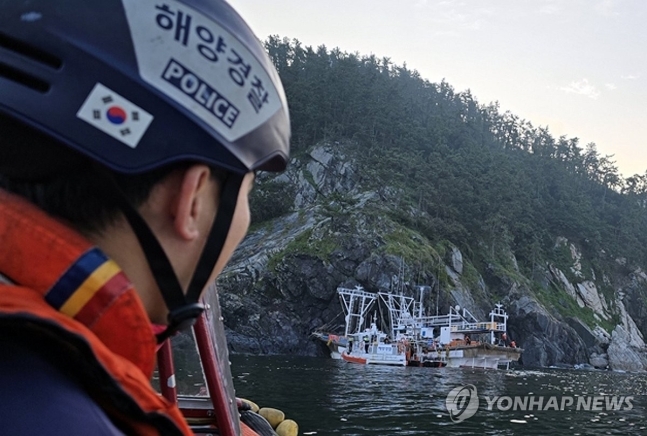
(338, 286), (377, 300)
(450, 322), (506, 332)
(414, 314), (463, 326)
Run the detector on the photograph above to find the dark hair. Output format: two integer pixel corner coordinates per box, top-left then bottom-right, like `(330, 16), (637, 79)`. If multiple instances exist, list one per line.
(0, 114), (224, 234)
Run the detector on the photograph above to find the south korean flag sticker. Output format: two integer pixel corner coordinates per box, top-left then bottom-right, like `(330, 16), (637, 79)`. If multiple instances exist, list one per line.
(77, 83), (153, 148)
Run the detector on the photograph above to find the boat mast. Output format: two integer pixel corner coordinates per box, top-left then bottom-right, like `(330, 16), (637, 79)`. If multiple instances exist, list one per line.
(338, 286), (377, 337)
(489, 303), (508, 345)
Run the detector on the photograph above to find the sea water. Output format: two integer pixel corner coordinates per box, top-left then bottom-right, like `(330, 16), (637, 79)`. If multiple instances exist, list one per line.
(229, 355), (647, 436)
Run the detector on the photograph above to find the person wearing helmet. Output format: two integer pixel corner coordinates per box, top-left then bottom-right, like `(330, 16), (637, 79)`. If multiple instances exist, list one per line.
(0, 1), (289, 435)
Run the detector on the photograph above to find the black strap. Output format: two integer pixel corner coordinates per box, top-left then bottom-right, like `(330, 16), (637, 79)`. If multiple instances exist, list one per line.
(185, 173), (243, 303)
(99, 170), (187, 314)
(114, 193), (187, 311)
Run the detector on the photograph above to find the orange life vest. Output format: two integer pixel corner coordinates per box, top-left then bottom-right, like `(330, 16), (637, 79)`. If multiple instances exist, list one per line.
(0, 189), (255, 435)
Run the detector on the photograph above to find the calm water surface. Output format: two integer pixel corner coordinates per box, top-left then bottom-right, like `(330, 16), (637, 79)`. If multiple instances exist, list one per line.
(229, 355), (647, 436)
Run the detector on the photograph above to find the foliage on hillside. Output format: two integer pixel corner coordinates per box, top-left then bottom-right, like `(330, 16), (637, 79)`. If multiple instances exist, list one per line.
(259, 36), (647, 277)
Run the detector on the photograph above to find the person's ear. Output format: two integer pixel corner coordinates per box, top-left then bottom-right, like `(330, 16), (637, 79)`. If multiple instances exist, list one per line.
(172, 164), (215, 241)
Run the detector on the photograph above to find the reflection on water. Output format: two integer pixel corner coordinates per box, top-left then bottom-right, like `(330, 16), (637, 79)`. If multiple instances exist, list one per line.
(230, 355), (647, 436)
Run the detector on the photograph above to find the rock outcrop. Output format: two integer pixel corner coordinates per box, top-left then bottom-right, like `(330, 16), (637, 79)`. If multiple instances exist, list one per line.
(506, 291), (588, 367)
(607, 326), (647, 372)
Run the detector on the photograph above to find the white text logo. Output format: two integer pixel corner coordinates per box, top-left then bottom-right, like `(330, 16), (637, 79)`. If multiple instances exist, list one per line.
(446, 384), (479, 422)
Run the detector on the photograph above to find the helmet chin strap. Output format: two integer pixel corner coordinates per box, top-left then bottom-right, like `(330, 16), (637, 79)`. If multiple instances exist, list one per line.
(105, 170), (244, 343)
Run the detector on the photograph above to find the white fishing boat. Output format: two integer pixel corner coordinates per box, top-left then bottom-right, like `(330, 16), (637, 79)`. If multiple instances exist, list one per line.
(387, 287), (522, 369)
(340, 317), (407, 366)
(336, 286), (407, 366)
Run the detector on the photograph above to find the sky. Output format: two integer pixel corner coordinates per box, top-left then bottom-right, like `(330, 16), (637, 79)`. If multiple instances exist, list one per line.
(228, 0), (647, 178)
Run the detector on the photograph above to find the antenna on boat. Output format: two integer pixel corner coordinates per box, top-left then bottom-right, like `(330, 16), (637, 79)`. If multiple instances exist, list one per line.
(416, 285), (428, 319)
(435, 261), (441, 316)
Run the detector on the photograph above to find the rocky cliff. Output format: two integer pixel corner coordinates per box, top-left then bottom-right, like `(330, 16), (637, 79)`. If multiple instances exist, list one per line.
(218, 142), (647, 371)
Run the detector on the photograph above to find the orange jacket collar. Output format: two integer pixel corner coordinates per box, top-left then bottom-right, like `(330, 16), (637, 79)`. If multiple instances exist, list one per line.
(0, 189), (157, 375)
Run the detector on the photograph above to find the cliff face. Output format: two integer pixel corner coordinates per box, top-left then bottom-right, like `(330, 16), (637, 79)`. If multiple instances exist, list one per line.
(218, 142), (647, 371)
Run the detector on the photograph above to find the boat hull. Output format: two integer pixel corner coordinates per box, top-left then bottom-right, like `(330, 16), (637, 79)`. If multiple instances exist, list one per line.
(341, 353), (368, 365)
(341, 348), (407, 366)
(419, 344), (522, 369)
